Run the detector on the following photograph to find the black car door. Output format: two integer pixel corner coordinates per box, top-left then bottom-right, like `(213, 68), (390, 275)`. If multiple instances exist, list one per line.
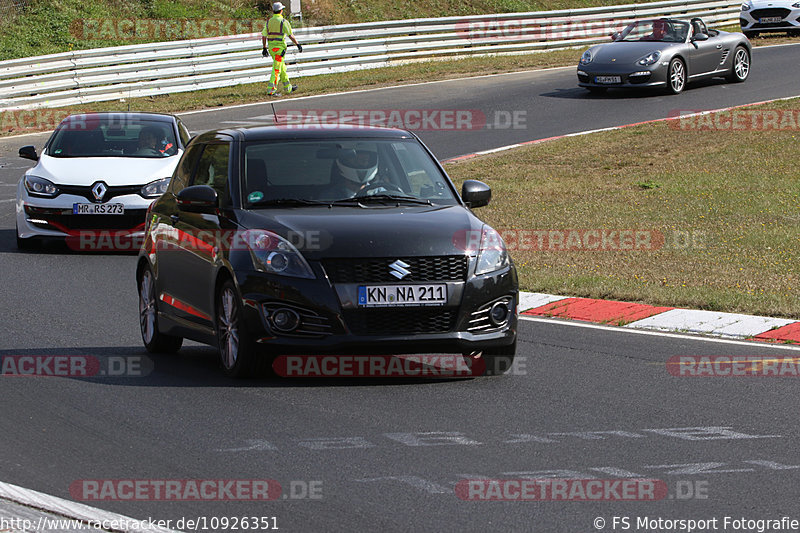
(160, 137), (234, 330)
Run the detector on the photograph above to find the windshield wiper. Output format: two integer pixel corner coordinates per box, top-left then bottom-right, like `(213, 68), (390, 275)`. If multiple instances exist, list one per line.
(340, 194), (433, 206)
(249, 198), (331, 207)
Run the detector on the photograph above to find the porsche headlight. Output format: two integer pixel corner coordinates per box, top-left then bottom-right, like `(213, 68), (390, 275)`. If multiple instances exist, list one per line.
(140, 177), (171, 198)
(241, 229), (315, 279)
(579, 49), (593, 65)
(637, 51), (662, 66)
(24, 175), (60, 198)
(475, 226), (509, 276)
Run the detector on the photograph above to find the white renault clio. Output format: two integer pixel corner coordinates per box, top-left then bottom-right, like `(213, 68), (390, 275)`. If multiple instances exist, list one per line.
(15, 112), (189, 250)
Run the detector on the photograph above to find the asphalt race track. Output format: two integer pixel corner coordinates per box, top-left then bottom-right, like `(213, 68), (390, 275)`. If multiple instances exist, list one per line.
(1, 43), (799, 532)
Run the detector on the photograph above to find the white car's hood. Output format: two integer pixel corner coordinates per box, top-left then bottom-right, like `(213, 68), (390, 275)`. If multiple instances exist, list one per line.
(29, 153), (181, 186)
(747, 0), (796, 7)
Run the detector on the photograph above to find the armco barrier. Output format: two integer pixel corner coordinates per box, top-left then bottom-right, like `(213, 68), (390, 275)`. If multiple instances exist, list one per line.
(0, 0), (741, 110)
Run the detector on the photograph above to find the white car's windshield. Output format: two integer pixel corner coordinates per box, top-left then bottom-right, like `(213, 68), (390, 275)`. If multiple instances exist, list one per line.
(47, 118), (179, 158)
(242, 139), (459, 206)
(616, 20), (689, 43)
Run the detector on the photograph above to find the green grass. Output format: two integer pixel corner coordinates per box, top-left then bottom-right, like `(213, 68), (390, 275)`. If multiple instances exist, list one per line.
(445, 99), (800, 319)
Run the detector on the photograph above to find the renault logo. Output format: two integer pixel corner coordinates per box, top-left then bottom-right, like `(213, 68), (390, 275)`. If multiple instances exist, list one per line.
(91, 181), (107, 202)
(389, 259), (411, 280)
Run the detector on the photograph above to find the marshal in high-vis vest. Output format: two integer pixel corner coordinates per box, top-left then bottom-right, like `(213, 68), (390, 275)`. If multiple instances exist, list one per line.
(261, 2), (303, 96)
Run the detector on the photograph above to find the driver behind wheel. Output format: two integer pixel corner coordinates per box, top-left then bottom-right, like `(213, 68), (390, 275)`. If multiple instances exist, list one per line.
(326, 147), (391, 198)
(135, 126), (163, 156)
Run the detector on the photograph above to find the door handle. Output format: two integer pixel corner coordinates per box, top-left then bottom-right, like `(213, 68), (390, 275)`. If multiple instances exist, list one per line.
(170, 214), (179, 224)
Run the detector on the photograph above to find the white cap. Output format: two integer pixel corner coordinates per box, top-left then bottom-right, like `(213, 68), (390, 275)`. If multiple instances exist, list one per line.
(272, 2), (285, 11)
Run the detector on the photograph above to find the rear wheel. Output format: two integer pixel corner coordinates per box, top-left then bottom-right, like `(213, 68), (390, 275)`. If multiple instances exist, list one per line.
(477, 340), (517, 376)
(216, 280), (273, 378)
(727, 46), (750, 83)
(667, 58), (686, 94)
(138, 266), (183, 353)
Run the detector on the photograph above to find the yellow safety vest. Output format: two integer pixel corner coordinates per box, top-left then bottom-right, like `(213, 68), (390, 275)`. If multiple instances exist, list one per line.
(263, 14), (292, 49)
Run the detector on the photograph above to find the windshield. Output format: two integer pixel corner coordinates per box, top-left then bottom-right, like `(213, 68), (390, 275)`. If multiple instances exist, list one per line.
(46, 117), (179, 158)
(242, 139), (459, 206)
(616, 20), (689, 43)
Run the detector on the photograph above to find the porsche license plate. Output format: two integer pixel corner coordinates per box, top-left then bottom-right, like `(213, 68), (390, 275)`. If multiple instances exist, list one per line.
(759, 16), (782, 23)
(595, 75), (622, 84)
(72, 203), (125, 215)
(358, 284), (447, 307)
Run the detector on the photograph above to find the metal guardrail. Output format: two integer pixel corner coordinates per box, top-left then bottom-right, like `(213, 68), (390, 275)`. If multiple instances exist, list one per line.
(0, 0), (742, 110)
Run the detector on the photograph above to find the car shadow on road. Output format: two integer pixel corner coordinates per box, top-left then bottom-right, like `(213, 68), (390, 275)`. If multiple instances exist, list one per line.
(542, 77), (733, 99)
(0, 346), (480, 387)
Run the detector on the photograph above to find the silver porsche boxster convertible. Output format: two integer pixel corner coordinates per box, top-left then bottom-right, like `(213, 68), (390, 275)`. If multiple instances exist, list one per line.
(577, 18), (752, 94)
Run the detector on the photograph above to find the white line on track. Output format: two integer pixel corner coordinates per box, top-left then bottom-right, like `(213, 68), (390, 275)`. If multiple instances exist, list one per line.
(520, 315), (800, 352)
(0, 480), (178, 533)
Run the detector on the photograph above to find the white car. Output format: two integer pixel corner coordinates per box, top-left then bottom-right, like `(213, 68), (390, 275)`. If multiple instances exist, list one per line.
(15, 112), (190, 250)
(740, 0), (800, 37)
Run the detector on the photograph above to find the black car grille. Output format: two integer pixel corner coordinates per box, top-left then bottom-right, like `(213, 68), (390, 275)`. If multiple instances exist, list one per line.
(59, 184), (144, 203)
(25, 207), (148, 231)
(323, 256), (468, 283)
(343, 308), (456, 336)
(750, 8), (791, 19)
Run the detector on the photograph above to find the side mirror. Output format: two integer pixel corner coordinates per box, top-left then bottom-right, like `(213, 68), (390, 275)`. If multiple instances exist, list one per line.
(692, 32), (709, 41)
(461, 180), (491, 208)
(19, 145), (38, 161)
(177, 185), (219, 213)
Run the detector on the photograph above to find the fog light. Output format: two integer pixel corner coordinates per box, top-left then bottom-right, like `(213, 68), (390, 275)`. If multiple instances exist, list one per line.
(577, 70), (587, 76)
(271, 308), (300, 332)
(489, 301), (510, 326)
(631, 71), (651, 77)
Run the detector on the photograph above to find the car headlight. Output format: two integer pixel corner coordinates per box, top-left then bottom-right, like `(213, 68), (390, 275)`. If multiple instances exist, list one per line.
(24, 175), (60, 198)
(579, 49), (593, 65)
(741, 2), (751, 10)
(475, 226), (509, 276)
(241, 229), (315, 279)
(140, 177), (171, 198)
(637, 51), (661, 66)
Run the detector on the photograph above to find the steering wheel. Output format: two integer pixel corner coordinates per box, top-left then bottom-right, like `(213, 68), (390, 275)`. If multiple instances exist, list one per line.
(358, 180), (405, 195)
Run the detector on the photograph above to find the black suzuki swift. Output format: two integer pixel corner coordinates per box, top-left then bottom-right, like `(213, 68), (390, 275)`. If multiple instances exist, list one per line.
(136, 125), (518, 378)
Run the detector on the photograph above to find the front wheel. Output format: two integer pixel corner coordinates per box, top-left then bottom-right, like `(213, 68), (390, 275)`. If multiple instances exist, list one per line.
(727, 46), (750, 83)
(216, 280), (273, 378)
(667, 58), (686, 94)
(138, 267), (183, 354)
